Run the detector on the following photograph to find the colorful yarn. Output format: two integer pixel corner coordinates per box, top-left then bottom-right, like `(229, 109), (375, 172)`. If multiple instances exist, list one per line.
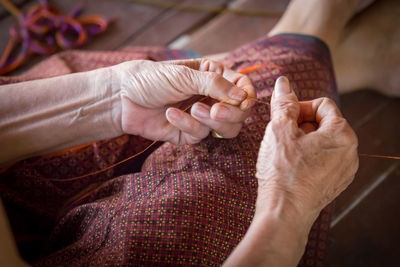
(0, 0), (113, 74)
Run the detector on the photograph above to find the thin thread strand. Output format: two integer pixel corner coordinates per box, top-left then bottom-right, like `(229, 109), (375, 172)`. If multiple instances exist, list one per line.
(359, 153), (400, 160)
(49, 96), (275, 182)
(247, 96), (271, 106)
(48, 96), (209, 181)
(42, 65), (399, 182)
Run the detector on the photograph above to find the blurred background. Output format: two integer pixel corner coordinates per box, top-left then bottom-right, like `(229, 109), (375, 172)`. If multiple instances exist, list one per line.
(0, 0), (399, 266)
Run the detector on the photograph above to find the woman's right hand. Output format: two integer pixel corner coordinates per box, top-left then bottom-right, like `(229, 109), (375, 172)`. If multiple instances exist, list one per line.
(256, 76), (359, 221)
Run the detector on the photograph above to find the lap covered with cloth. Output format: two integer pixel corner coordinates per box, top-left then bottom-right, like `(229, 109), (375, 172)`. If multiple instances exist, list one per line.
(0, 34), (336, 266)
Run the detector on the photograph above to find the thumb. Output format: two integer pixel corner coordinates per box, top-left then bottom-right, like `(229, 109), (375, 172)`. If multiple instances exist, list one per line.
(271, 76), (300, 121)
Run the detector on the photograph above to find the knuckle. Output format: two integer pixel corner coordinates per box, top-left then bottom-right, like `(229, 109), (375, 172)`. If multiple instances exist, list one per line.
(220, 123), (242, 138)
(321, 97), (335, 106)
(351, 158), (359, 176)
(200, 58), (211, 70)
(343, 174), (356, 190)
(223, 106), (247, 123)
(320, 97), (340, 112)
(241, 75), (252, 84)
(347, 129), (358, 147)
(337, 119), (358, 146)
(271, 116), (296, 130)
(200, 58), (224, 74)
(267, 118), (296, 139)
(188, 136), (203, 144)
(207, 71), (222, 82)
(208, 60), (224, 74)
(194, 124), (210, 139)
(203, 72), (224, 95)
(185, 117), (202, 134)
(272, 100), (298, 117)
(269, 119), (285, 132)
(329, 116), (346, 126)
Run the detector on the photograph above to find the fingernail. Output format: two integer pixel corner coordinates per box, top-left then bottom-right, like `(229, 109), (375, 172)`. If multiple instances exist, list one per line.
(167, 108), (181, 121)
(240, 99), (249, 111)
(215, 105), (230, 119)
(193, 103), (210, 118)
(229, 87), (247, 101)
(275, 76), (291, 97)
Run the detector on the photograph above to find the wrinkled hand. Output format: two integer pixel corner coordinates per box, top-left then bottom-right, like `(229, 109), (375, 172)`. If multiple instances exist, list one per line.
(112, 59), (256, 144)
(256, 76), (358, 219)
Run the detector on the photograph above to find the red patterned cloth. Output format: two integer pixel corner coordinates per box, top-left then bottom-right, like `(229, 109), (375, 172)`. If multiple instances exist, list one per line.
(1, 34), (336, 266)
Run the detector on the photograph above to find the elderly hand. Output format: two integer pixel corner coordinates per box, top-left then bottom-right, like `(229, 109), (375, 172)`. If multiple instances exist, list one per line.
(256, 76), (359, 221)
(112, 59), (256, 144)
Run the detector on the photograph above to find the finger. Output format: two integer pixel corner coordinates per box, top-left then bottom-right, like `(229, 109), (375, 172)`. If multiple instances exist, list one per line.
(298, 98), (343, 126)
(216, 64), (257, 109)
(203, 59), (256, 111)
(169, 58), (256, 108)
(305, 118), (357, 149)
(299, 122), (317, 134)
(166, 107), (210, 141)
(298, 101), (314, 123)
(209, 102), (250, 123)
(306, 98), (346, 135)
(210, 122), (243, 139)
(228, 74), (256, 111)
(313, 97), (343, 125)
(191, 102), (243, 138)
(308, 98), (358, 150)
(270, 76), (300, 122)
(299, 98), (356, 148)
(194, 70), (248, 106)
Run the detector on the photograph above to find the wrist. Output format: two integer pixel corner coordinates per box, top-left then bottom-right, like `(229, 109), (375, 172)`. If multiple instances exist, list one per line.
(254, 180), (318, 256)
(105, 66), (124, 136)
(91, 66), (124, 138)
(255, 192), (314, 238)
(111, 60), (144, 105)
(255, 177), (320, 226)
(224, 190), (314, 267)
(253, 188), (315, 266)
(0, 66), (124, 165)
(247, 209), (310, 266)
(110, 60), (154, 137)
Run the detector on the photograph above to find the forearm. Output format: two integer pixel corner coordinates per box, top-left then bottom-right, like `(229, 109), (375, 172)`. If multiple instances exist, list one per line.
(0, 67), (123, 165)
(224, 190), (316, 267)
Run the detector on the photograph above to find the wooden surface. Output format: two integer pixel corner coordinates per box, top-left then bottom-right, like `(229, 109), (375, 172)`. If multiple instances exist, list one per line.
(1, 0), (399, 266)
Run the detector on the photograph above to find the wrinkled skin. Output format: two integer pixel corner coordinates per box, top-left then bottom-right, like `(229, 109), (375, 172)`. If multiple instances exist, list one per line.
(112, 58), (256, 145)
(256, 76), (359, 219)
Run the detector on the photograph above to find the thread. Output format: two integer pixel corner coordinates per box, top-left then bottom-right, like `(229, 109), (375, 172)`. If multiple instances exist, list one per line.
(31, 65), (400, 181)
(48, 96), (209, 181)
(359, 154), (400, 160)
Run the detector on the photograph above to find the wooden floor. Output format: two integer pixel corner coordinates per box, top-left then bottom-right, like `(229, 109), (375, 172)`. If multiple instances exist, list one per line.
(1, 0), (399, 266)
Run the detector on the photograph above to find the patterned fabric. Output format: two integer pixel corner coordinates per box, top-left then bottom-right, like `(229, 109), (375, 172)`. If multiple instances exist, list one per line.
(1, 34), (336, 266)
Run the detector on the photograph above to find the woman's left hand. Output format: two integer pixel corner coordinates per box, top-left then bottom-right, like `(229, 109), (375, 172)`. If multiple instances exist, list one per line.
(112, 58), (256, 144)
